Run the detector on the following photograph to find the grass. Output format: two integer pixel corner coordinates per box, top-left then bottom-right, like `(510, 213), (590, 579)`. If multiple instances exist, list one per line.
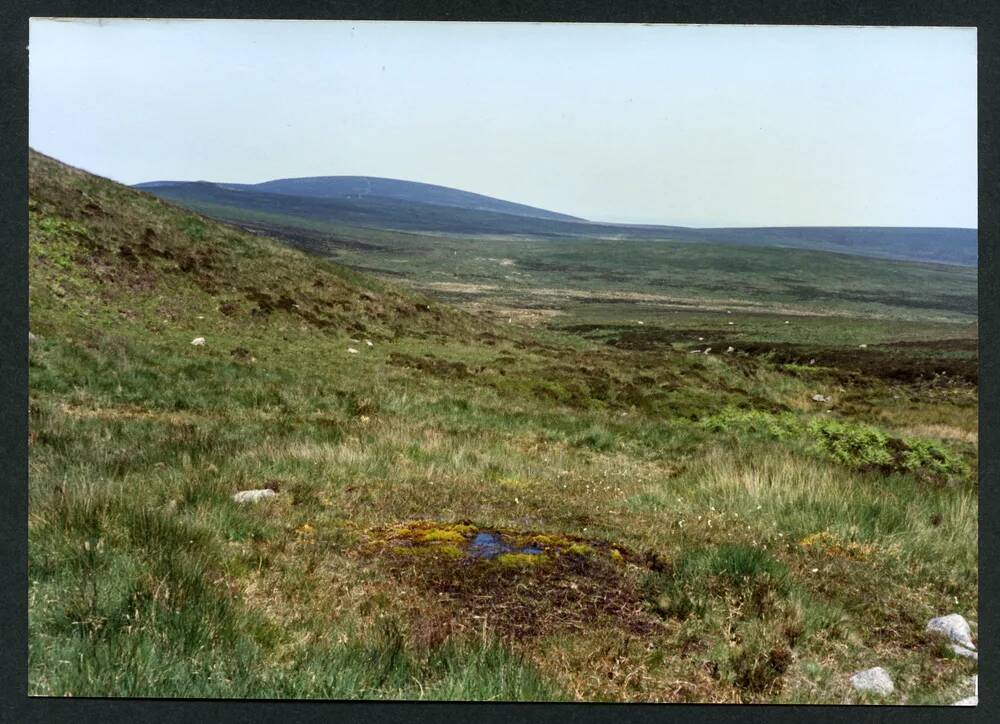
(27, 149), (978, 703)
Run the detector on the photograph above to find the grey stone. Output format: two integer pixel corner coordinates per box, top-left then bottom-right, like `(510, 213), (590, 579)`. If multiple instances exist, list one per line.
(951, 644), (978, 661)
(952, 697), (977, 706)
(28, 332), (38, 344)
(850, 667), (894, 696)
(927, 614), (975, 649)
(811, 394), (830, 403)
(232, 489), (278, 504)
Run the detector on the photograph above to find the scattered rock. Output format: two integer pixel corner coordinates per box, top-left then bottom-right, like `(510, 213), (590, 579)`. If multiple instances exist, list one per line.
(28, 331), (39, 344)
(850, 667), (894, 696)
(191, 337), (206, 346)
(927, 614), (975, 649)
(952, 696), (978, 706)
(972, 675), (978, 696)
(809, 358), (816, 365)
(859, 343), (868, 349)
(232, 489), (278, 504)
(811, 394), (830, 403)
(727, 321), (734, 326)
(784, 320), (790, 324)
(725, 346), (735, 353)
(347, 347), (359, 354)
(365, 340), (374, 347)
(703, 347), (712, 355)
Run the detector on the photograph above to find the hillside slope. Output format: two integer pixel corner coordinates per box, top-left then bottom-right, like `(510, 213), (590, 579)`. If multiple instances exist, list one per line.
(30, 149), (978, 704)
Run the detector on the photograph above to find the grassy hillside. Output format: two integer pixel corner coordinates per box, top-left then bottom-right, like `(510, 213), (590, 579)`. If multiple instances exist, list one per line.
(126, 191), (977, 325)
(30, 150), (977, 702)
(137, 179), (978, 266)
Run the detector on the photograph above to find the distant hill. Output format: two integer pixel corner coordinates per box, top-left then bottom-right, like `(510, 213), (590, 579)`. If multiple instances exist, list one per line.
(136, 175), (583, 223)
(134, 177), (978, 267)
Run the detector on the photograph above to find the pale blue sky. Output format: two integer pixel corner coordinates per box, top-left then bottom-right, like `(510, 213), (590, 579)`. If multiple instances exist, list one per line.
(29, 19), (976, 227)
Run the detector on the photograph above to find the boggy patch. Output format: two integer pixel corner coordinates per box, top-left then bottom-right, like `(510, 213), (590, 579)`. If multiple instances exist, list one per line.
(363, 520), (664, 639)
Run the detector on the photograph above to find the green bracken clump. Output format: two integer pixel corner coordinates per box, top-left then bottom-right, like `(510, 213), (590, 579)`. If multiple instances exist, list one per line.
(700, 407), (798, 440)
(807, 418), (967, 478)
(807, 418), (894, 468)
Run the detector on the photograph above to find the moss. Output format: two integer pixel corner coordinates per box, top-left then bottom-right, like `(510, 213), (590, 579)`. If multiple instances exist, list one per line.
(418, 529), (466, 544)
(393, 542), (464, 558)
(566, 543), (593, 556)
(799, 531), (875, 561)
(384, 520), (478, 546)
(495, 553), (547, 568)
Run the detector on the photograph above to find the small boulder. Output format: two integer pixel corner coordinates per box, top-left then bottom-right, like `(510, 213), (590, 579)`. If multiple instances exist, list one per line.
(347, 347), (359, 354)
(725, 346), (735, 353)
(927, 614), (975, 649)
(28, 331), (39, 344)
(850, 667), (894, 696)
(365, 340), (374, 347)
(811, 394), (830, 403)
(950, 644), (978, 660)
(859, 343), (868, 349)
(952, 696), (978, 706)
(232, 489), (278, 504)
(191, 337), (206, 346)
(703, 347), (712, 355)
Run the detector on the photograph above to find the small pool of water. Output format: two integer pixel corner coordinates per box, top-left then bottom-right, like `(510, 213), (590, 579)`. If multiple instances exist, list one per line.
(467, 531), (543, 559)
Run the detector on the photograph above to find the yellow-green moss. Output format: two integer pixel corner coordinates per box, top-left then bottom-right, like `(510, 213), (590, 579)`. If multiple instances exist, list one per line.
(566, 543), (593, 555)
(393, 542), (463, 558)
(417, 529), (466, 544)
(495, 552), (547, 568)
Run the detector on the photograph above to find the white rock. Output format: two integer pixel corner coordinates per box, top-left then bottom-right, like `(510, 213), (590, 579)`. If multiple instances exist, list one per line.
(347, 347), (359, 354)
(850, 667), (894, 696)
(811, 394), (830, 403)
(725, 346), (735, 353)
(727, 321), (734, 325)
(927, 614), (975, 649)
(951, 644), (978, 660)
(703, 347), (712, 355)
(191, 337), (206, 346)
(698, 337), (704, 341)
(28, 331), (38, 344)
(972, 675), (978, 696)
(232, 489), (278, 504)
(859, 343), (868, 349)
(784, 320), (790, 324)
(953, 696), (978, 706)
(365, 340), (374, 347)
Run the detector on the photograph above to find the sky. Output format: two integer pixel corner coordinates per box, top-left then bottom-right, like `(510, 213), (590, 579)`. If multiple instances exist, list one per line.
(29, 19), (977, 228)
